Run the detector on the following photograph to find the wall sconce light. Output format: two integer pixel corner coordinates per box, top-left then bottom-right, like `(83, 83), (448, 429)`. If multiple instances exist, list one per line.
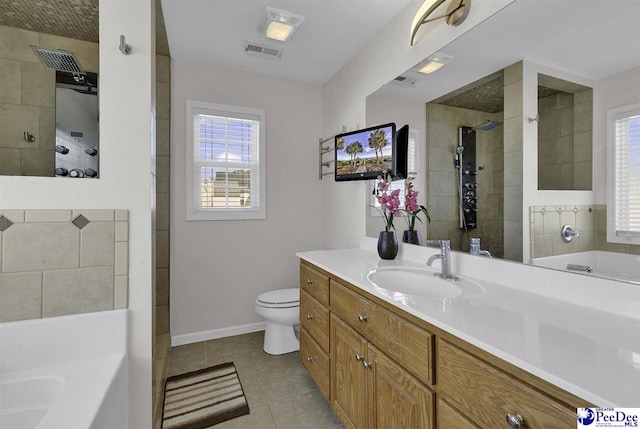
(259, 7), (304, 42)
(415, 52), (453, 74)
(410, 0), (471, 46)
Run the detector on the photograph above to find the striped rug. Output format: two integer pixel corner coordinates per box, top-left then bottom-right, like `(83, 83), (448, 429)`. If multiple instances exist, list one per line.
(162, 362), (250, 429)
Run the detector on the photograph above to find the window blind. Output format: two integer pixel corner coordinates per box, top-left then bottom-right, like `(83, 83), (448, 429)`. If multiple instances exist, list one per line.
(193, 111), (261, 212)
(613, 110), (640, 236)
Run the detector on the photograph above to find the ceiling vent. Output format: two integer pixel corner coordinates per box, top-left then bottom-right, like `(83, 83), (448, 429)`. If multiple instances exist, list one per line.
(244, 41), (282, 61)
(391, 75), (417, 88)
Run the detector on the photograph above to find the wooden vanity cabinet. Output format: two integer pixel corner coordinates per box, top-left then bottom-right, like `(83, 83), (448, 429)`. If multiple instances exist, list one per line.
(299, 262), (331, 400)
(299, 261), (582, 429)
(331, 314), (434, 429)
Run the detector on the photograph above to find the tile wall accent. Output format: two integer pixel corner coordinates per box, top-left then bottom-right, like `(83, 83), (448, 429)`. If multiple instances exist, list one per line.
(0, 209), (129, 322)
(529, 204), (640, 261)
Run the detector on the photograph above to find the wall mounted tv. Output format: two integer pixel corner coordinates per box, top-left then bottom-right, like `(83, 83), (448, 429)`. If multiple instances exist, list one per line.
(335, 123), (396, 181)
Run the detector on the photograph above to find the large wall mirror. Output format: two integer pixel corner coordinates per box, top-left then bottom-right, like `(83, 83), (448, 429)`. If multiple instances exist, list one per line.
(0, 1), (99, 178)
(367, 0), (640, 283)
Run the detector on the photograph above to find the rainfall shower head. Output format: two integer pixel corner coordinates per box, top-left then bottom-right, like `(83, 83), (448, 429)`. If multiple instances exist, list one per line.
(473, 120), (503, 131)
(31, 47), (84, 73)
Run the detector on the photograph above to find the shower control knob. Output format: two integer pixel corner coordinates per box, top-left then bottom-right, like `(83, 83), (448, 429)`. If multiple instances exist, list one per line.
(464, 170), (479, 175)
(69, 169), (85, 178)
(55, 167), (68, 176)
(55, 145), (69, 154)
(464, 183), (479, 189)
(464, 209), (470, 213)
(84, 147), (98, 156)
(84, 168), (97, 177)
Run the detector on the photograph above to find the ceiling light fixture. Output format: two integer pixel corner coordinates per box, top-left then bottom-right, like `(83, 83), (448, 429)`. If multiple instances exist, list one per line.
(410, 0), (471, 46)
(415, 52), (453, 74)
(259, 7), (304, 42)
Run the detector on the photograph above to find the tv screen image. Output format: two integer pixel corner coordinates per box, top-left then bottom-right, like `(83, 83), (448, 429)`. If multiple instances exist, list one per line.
(334, 123), (396, 181)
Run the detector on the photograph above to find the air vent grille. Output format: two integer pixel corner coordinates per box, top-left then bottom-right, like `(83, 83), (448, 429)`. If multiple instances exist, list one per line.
(244, 42), (282, 61)
(266, 7), (304, 26)
(391, 75), (417, 88)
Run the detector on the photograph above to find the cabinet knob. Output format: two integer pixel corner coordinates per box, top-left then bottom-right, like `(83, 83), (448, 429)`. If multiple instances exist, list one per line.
(355, 354), (364, 362)
(362, 361), (373, 369)
(306, 314), (313, 320)
(305, 278), (313, 285)
(306, 356), (313, 362)
(357, 314), (368, 323)
(506, 413), (524, 429)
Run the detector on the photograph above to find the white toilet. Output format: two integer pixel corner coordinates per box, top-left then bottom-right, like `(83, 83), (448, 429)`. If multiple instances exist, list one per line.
(255, 288), (300, 355)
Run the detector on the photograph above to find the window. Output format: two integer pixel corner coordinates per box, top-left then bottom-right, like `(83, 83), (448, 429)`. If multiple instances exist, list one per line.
(186, 101), (266, 221)
(607, 103), (640, 244)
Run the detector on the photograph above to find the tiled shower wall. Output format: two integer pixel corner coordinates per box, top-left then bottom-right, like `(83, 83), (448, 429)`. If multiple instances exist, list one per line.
(426, 103), (504, 258)
(0, 209), (128, 322)
(529, 204), (640, 260)
(0, 25), (98, 176)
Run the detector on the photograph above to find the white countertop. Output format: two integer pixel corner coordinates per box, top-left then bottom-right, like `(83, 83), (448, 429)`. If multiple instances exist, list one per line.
(297, 240), (640, 407)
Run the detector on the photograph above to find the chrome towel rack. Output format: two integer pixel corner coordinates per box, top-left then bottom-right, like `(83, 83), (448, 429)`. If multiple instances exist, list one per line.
(318, 136), (334, 180)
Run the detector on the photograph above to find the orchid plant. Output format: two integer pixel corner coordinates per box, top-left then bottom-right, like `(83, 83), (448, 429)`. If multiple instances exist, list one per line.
(375, 176), (402, 232)
(403, 178), (430, 231)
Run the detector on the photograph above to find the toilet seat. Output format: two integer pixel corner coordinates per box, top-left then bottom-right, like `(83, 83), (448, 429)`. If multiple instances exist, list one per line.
(256, 288), (300, 309)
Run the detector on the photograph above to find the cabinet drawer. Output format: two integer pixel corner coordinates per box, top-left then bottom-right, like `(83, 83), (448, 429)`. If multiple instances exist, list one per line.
(300, 327), (330, 400)
(300, 263), (329, 307)
(330, 280), (375, 338)
(300, 289), (330, 352)
(438, 340), (576, 429)
(371, 305), (434, 386)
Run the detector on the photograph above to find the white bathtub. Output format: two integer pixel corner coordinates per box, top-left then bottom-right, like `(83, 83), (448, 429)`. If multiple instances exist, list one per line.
(532, 250), (640, 283)
(0, 310), (128, 429)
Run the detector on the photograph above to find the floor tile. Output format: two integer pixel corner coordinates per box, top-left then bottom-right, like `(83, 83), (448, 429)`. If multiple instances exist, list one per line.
(257, 362), (318, 402)
(269, 390), (343, 429)
(205, 331), (265, 359)
(207, 403), (277, 429)
(251, 350), (300, 374)
(166, 342), (206, 376)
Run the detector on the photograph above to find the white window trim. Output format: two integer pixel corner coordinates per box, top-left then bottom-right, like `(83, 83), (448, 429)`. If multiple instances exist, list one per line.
(186, 100), (266, 221)
(606, 102), (640, 245)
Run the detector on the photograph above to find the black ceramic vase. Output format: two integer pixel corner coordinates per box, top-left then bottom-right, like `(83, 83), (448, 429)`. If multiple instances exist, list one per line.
(402, 230), (422, 245)
(377, 231), (398, 260)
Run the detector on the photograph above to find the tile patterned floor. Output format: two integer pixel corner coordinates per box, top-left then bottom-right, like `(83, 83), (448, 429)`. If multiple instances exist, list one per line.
(166, 331), (344, 429)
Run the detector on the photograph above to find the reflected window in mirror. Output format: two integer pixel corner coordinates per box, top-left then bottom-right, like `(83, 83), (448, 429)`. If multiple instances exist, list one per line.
(537, 74), (593, 191)
(607, 103), (640, 245)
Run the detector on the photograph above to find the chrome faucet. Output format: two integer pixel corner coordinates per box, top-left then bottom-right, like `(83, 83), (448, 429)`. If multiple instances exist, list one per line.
(470, 237), (492, 258)
(426, 240), (457, 280)
(561, 224), (580, 243)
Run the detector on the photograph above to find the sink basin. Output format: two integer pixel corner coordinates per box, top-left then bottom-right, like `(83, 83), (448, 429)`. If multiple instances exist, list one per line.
(363, 266), (484, 298)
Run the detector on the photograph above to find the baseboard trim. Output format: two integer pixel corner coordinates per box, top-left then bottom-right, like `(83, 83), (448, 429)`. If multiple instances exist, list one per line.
(171, 321), (266, 347)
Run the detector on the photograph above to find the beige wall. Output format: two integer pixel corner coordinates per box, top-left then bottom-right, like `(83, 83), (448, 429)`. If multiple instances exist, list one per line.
(0, 209), (128, 322)
(0, 25), (98, 177)
(170, 60), (324, 340)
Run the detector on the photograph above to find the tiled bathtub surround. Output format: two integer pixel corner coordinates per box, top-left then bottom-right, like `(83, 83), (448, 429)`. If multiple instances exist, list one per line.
(0, 209), (128, 322)
(529, 204), (640, 260)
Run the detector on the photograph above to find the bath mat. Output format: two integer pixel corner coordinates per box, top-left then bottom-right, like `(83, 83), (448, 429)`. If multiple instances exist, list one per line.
(162, 362), (249, 429)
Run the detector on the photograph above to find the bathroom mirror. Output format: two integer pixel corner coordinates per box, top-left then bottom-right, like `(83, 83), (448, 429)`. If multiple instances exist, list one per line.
(0, 1), (99, 177)
(367, 0), (640, 282)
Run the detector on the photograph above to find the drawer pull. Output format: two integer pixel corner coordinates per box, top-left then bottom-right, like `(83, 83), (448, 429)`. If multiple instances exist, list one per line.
(305, 314), (313, 320)
(355, 354), (364, 362)
(305, 278), (313, 285)
(357, 314), (368, 323)
(506, 413), (524, 429)
(362, 361), (373, 369)
(306, 356), (313, 362)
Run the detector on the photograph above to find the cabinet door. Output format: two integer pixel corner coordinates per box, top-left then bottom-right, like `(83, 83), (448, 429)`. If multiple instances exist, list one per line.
(331, 314), (368, 429)
(367, 344), (434, 429)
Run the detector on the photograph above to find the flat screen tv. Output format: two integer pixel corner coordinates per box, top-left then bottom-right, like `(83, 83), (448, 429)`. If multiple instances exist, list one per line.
(395, 124), (409, 179)
(334, 123), (396, 181)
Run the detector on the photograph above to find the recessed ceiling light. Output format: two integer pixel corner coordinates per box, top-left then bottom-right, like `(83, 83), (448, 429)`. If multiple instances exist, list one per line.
(416, 52), (453, 74)
(258, 7), (304, 42)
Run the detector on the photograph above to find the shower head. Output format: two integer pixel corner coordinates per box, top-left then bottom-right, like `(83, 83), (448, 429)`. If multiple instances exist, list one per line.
(473, 120), (503, 131)
(456, 146), (464, 154)
(31, 47), (84, 73)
